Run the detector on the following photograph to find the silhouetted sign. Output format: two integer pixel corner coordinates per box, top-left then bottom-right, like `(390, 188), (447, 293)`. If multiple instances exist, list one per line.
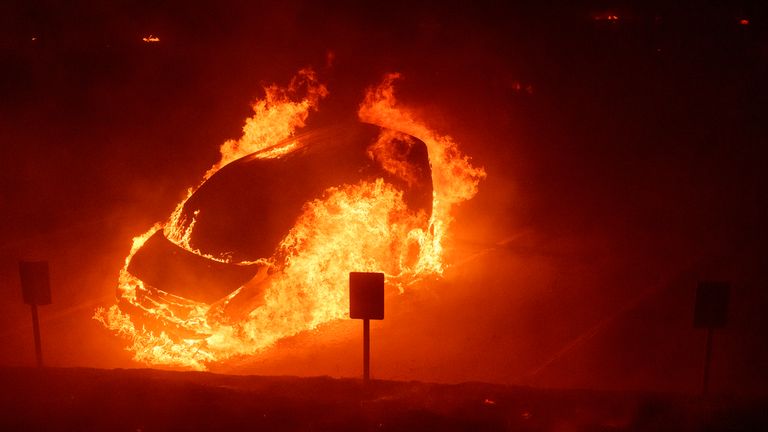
(694, 282), (729, 328)
(19, 261), (51, 306)
(349, 272), (384, 320)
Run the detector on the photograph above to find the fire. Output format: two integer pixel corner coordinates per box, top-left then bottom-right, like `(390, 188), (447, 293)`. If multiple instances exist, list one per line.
(95, 69), (484, 370)
(359, 73), (486, 273)
(142, 35), (160, 43)
(209, 68), (328, 176)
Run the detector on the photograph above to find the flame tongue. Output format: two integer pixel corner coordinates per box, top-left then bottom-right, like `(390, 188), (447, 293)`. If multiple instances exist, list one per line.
(95, 71), (485, 370)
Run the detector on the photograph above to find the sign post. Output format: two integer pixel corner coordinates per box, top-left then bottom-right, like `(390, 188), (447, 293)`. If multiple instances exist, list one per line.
(694, 281), (729, 396)
(19, 261), (51, 368)
(349, 272), (384, 383)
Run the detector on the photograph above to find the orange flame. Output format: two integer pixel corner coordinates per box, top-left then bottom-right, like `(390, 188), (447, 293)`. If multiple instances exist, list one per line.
(359, 73), (486, 273)
(210, 68), (328, 176)
(95, 70), (484, 370)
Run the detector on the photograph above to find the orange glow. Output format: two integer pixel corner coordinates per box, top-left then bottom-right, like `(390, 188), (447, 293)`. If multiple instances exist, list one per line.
(95, 70), (484, 370)
(142, 35), (160, 43)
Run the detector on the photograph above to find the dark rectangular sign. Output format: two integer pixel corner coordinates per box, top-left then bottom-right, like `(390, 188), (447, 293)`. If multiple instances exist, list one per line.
(349, 272), (384, 320)
(19, 261), (51, 306)
(694, 282), (729, 328)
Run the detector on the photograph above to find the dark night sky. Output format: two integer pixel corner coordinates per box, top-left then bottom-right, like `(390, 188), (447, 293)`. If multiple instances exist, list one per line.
(0, 1), (766, 395)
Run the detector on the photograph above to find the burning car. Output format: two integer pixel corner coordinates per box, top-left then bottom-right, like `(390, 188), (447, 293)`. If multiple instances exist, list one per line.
(123, 122), (433, 332)
(96, 71), (484, 369)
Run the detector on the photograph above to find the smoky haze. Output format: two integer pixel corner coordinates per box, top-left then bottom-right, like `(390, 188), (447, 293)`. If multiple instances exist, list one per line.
(0, 1), (766, 395)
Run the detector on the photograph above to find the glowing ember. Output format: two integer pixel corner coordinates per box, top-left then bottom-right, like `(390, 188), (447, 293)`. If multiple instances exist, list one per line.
(142, 35), (160, 43)
(95, 69), (484, 370)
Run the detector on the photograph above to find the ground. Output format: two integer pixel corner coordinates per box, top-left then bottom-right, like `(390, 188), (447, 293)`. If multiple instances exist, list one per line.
(0, 367), (765, 431)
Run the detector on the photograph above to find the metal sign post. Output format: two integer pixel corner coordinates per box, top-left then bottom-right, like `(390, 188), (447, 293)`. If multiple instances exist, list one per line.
(349, 272), (384, 383)
(19, 261), (51, 368)
(694, 281), (730, 396)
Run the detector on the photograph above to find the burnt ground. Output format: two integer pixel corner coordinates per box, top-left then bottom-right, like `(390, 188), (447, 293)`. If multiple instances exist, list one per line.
(0, 367), (765, 431)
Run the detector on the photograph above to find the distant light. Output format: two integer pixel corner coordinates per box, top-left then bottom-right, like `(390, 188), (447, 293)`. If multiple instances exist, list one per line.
(593, 13), (620, 22)
(739, 19), (750, 26)
(509, 80), (535, 95)
(142, 35), (160, 43)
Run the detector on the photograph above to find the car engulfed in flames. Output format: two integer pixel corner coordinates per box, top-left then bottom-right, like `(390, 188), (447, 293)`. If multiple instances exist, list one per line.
(95, 70), (485, 370)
